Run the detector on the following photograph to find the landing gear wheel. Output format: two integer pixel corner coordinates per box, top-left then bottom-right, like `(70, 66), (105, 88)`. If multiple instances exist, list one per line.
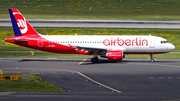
(92, 53), (99, 63)
(150, 54), (154, 63)
(150, 59), (154, 63)
(91, 58), (97, 63)
(95, 57), (98, 61)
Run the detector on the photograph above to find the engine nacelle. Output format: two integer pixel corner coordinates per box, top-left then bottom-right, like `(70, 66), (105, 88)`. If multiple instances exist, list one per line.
(106, 51), (123, 61)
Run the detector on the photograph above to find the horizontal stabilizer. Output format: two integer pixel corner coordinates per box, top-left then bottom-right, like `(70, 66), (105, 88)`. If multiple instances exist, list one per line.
(5, 38), (28, 42)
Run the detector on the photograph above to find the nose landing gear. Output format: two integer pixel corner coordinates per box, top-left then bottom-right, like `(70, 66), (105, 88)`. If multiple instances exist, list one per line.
(150, 54), (154, 63)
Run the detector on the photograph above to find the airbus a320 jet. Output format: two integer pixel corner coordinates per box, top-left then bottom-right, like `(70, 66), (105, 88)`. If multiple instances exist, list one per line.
(6, 8), (175, 63)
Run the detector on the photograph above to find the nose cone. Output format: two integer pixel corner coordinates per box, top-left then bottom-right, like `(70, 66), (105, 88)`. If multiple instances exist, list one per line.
(169, 44), (175, 51)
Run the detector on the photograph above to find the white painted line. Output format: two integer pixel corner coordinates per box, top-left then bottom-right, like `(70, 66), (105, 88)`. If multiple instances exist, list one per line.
(76, 71), (122, 93)
(53, 69), (122, 93)
(47, 58), (58, 59)
(0, 92), (15, 96)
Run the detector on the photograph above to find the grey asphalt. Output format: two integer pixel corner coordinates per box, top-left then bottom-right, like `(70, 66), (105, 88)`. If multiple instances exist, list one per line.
(1, 19), (180, 28)
(1, 57), (180, 100)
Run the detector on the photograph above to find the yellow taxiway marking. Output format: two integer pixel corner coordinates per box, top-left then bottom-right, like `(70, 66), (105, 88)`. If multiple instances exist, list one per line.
(149, 77), (154, 79)
(79, 59), (86, 65)
(158, 77), (164, 79)
(0, 58), (1, 60)
(167, 77), (173, 79)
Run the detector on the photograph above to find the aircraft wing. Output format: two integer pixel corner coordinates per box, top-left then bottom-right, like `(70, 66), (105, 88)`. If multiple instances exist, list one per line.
(73, 45), (126, 52)
(74, 45), (106, 51)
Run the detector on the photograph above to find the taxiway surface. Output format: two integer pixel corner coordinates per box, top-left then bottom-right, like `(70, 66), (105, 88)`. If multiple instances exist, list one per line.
(1, 19), (180, 29)
(1, 57), (180, 101)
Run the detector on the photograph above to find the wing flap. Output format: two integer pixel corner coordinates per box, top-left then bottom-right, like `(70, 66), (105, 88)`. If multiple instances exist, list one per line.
(73, 45), (126, 51)
(74, 45), (106, 51)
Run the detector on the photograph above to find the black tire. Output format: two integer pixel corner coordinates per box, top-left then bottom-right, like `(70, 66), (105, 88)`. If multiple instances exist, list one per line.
(95, 57), (98, 61)
(91, 58), (97, 63)
(150, 59), (154, 63)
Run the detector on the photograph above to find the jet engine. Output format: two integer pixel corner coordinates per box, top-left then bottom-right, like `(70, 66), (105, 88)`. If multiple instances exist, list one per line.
(106, 50), (123, 61)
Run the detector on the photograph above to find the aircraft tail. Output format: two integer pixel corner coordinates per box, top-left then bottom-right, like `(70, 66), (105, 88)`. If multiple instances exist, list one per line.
(8, 8), (40, 37)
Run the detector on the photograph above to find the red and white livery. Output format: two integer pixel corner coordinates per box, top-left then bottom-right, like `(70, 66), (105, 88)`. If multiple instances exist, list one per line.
(6, 8), (175, 63)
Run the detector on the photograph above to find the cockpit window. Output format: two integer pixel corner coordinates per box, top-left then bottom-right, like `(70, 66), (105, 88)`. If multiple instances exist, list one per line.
(161, 41), (169, 44)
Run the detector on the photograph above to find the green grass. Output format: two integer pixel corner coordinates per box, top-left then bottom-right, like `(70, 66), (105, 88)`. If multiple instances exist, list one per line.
(0, 73), (66, 92)
(0, 52), (179, 59)
(1, 27), (180, 51)
(1, 0), (180, 20)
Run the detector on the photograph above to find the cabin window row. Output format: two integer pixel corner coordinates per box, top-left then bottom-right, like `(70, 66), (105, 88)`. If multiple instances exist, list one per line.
(49, 41), (148, 44)
(49, 41), (104, 43)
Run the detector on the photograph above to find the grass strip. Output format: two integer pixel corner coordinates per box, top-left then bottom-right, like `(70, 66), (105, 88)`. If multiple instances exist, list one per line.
(0, 52), (179, 59)
(1, 0), (180, 20)
(0, 73), (66, 92)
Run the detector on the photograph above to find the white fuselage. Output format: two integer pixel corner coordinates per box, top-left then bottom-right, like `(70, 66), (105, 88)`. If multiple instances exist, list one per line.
(41, 35), (175, 54)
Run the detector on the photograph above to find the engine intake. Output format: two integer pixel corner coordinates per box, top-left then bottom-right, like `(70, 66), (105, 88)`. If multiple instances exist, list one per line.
(106, 50), (123, 61)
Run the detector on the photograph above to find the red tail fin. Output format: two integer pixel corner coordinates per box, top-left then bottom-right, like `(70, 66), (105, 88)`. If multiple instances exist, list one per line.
(9, 8), (40, 37)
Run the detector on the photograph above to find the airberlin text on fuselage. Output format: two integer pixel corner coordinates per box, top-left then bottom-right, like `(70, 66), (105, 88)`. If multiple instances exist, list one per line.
(103, 37), (148, 46)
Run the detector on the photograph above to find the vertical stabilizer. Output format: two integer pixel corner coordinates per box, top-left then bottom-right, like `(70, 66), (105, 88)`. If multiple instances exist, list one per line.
(8, 8), (40, 37)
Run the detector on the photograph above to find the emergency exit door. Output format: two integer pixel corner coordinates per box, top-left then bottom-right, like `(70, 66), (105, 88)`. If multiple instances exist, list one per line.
(38, 37), (43, 47)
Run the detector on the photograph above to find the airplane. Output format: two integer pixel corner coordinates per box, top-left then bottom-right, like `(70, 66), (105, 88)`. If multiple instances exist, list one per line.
(5, 8), (175, 63)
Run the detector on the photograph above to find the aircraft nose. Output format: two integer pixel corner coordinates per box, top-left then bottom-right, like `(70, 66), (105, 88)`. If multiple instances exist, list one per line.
(169, 44), (175, 51)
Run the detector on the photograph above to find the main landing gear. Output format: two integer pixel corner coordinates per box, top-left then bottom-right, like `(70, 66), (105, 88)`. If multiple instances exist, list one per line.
(150, 54), (154, 63)
(91, 57), (98, 63)
(91, 53), (98, 63)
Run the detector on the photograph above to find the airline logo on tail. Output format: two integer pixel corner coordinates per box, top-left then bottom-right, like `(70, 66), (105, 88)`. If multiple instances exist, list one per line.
(9, 8), (40, 37)
(12, 9), (27, 34)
